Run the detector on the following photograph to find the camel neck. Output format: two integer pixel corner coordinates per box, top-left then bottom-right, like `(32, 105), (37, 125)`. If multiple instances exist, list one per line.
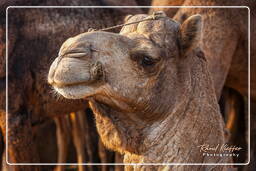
(123, 56), (227, 166)
(122, 95), (227, 170)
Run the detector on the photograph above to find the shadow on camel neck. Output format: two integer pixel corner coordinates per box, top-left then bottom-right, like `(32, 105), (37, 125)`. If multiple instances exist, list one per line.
(48, 12), (230, 170)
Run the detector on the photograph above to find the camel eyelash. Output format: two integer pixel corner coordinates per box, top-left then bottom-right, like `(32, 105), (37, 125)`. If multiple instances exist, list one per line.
(130, 50), (160, 63)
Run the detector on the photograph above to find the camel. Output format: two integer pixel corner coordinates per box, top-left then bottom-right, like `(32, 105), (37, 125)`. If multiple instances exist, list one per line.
(48, 12), (232, 170)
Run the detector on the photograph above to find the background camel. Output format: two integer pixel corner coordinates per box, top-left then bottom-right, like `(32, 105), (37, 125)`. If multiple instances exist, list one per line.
(0, 1), (148, 170)
(48, 12), (231, 170)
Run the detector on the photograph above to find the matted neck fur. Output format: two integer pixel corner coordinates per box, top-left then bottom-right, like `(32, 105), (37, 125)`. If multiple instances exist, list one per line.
(48, 12), (230, 170)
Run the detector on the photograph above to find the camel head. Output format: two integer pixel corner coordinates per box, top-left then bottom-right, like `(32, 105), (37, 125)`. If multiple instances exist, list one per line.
(48, 12), (203, 154)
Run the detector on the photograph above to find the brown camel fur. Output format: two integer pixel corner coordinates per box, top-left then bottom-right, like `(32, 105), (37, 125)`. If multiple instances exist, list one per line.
(48, 13), (231, 170)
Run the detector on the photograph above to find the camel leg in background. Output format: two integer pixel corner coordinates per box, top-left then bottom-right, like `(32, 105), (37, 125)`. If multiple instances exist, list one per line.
(98, 140), (109, 171)
(0, 127), (3, 171)
(54, 115), (71, 171)
(83, 109), (95, 171)
(0, 112), (11, 171)
(115, 153), (124, 171)
(98, 139), (116, 171)
(70, 111), (86, 171)
(221, 88), (247, 164)
(243, 99), (256, 171)
(249, 100), (256, 171)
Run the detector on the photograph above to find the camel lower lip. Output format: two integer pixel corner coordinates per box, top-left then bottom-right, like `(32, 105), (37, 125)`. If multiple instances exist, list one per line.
(53, 84), (95, 99)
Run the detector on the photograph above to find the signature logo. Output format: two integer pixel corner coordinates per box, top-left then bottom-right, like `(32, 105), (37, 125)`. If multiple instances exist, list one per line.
(197, 144), (242, 158)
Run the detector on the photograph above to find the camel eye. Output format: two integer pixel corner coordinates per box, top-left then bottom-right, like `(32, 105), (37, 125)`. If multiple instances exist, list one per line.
(141, 56), (156, 67)
(130, 51), (159, 72)
(141, 56), (155, 66)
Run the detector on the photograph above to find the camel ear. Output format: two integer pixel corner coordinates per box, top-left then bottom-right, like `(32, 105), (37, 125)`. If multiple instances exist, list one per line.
(179, 14), (202, 52)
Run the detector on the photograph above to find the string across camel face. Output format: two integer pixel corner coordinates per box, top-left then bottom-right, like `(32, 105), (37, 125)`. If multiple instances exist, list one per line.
(48, 12), (202, 119)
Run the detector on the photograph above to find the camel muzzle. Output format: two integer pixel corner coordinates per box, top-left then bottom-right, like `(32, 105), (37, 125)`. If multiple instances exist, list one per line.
(48, 55), (103, 88)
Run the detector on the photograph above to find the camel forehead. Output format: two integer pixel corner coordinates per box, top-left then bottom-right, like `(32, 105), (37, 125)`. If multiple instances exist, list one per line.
(120, 15), (180, 36)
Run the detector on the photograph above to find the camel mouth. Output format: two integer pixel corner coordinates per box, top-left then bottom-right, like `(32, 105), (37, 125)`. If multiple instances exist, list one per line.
(50, 79), (97, 89)
(53, 83), (98, 99)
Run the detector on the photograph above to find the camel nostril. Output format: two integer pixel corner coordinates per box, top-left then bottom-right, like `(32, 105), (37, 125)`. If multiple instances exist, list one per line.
(90, 61), (104, 81)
